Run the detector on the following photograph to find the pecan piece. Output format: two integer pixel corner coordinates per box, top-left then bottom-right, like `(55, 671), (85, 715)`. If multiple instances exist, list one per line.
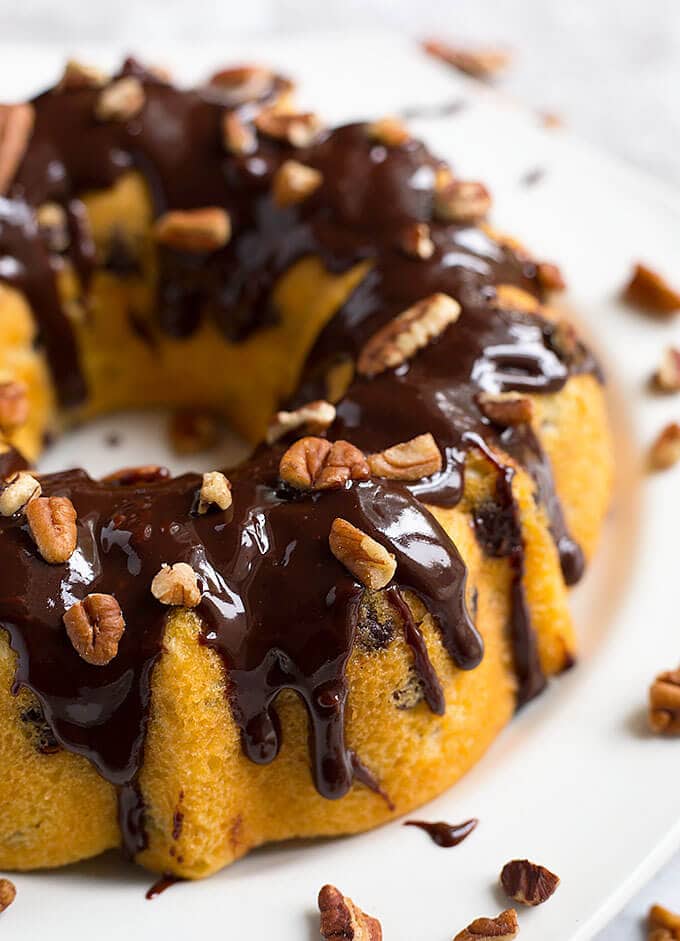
(56, 59), (108, 91)
(273, 159), (323, 208)
(0, 877), (16, 913)
(0, 379), (29, 431)
(366, 116), (410, 147)
(329, 518), (396, 590)
(536, 261), (566, 292)
(0, 471), (41, 517)
(398, 222), (435, 260)
(478, 392), (534, 426)
(95, 76), (145, 122)
(63, 593), (126, 666)
(26, 496), (78, 564)
(103, 464), (170, 485)
(500, 859), (560, 906)
(368, 433), (442, 480)
(493, 284), (541, 314)
(648, 423), (680, 471)
(151, 562), (201, 607)
(318, 884), (382, 941)
(279, 437), (369, 491)
(653, 347), (680, 392)
(254, 110), (322, 147)
(37, 202), (70, 252)
(208, 65), (275, 104)
(434, 179), (492, 224)
(197, 471), (232, 515)
(221, 111), (257, 155)
(0, 102), (34, 195)
(454, 909), (519, 941)
(153, 207), (231, 253)
(168, 408), (220, 455)
(266, 400), (336, 444)
(622, 263), (680, 315)
(649, 904), (680, 940)
(422, 39), (511, 80)
(358, 293), (461, 378)
(649, 668), (680, 734)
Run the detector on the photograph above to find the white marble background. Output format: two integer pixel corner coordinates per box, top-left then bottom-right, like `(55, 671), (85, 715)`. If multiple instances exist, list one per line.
(0, 0), (678, 936)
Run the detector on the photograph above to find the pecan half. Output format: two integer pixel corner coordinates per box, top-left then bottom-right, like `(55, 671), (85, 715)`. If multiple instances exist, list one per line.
(454, 909), (519, 941)
(221, 111), (257, 155)
(653, 347), (680, 392)
(318, 884), (382, 941)
(649, 668), (680, 734)
(151, 562), (201, 607)
(536, 262), (566, 292)
(648, 423), (680, 471)
(368, 433), (442, 480)
(478, 391), (534, 426)
(398, 222), (435, 260)
(207, 65), (276, 105)
(366, 116), (410, 147)
(358, 293), (461, 378)
(266, 400), (336, 444)
(649, 904), (680, 941)
(279, 437), (369, 491)
(26, 496), (78, 563)
(197, 471), (232, 515)
(168, 408), (220, 455)
(63, 593), (126, 666)
(0, 877), (16, 913)
(254, 110), (322, 147)
(273, 159), (323, 208)
(422, 39), (511, 80)
(37, 202), (70, 252)
(56, 59), (108, 91)
(329, 518), (396, 590)
(0, 471), (41, 517)
(0, 102), (34, 195)
(500, 859), (560, 906)
(95, 76), (145, 122)
(622, 264), (680, 315)
(434, 179), (492, 224)
(0, 379), (29, 432)
(153, 207), (231, 252)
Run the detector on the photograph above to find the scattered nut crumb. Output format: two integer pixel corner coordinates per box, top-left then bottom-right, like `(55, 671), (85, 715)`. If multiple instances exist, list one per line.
(273, 159), (323, 208)
(500, 859), (560, 907)
(539, 111), (563, 129)
(422, 39), (511, 80)
(454, 909), (519, 941)
(151, 562), (202, 607)
(95, 76), (145, 122)
(318, 884), (382, 941)
(153, 207), (231, 253)
(648, 422), (680, 471)
(653, 348), (680, 393)
(279, 437), (369, 491)
(197, 471), (232, 515)
(0, 877), (16, 913)
(536, 262), (566, 293)
(649, 904), (680, 940)
(0, 471), (41, 517)
(622, 264), (680, 316)
(0, 102), (34, 195)
(26, 495), (78, 564)
(329, 518), (396, 590)
(63, 593), (126, 666)
(478, 391), (534, 427)
(168, 408), (220, 455)
(267, 399), (336, 444)
(368, 433), (442, 480)
(648, 668), (680, 734)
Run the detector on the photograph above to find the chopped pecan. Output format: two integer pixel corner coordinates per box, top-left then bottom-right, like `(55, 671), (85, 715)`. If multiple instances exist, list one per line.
(493, 284), (542, 314)
(153, 207), (231, 252)
(197, 471), (232, 515)
(266, 400), (336, 444)
(318, 884), (382, 941)
(422, 39), (511, 80)
(63, 593), (126, 666)
(151, 562), (201, 607)
(207, 65), (275, 105)
(366, 116), (410, 147)
(0, 379), (29, 431)
(500, 859), (560, 906)
(95, 76), (145, 122)
(653, 347), (680, 392)
(26, 496), (78, 564)
(0, 471), (41, 517)
(0, 877), (16, 913)
(221, 111), (257, 155)
(622, 264), (680, 315)
(548, 320), (578, 361)
(168, 408), (220, 455)
(536, 262), (566, 292)
(279, 437), (369, 491)
(434, 179), (492, 224)
(454, 909), (519, 941)
(56, 59), (108, 91)
(648, 423), (680, 471)
(540, 111), (563, 129)
(368, 433), (442, 480)
(649, 904), (680, 940)
(37, 202), (70, 252)
(398, 222), (435, 260)
(358, 293), (461, 378)
(273, 159), (323, 208)
(0, 102), (34, 195)
(329, 518), (396, 590)
(103, 464), (170, 485)
(649, 668), (680, 734)
(254, 109), (322, 147)
(478, 391), (534, 426)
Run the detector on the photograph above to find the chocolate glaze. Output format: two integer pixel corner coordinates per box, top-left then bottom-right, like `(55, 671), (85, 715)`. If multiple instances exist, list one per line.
(145, 873), (181, 900)
(0, 60), (600, 861)
(404, 817), (478, 847)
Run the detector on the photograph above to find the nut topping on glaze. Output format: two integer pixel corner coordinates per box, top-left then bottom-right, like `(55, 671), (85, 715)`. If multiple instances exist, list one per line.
(0, 379), (29, 431)
(434, 179), (492, 224)
(536, 261), (566, 293)
(95, 77), (146, 122)
(648, 668), (680, 734)
(0, 103), (34, 195)
(0, 471), (41, 517)
(500, 859), (560, 906)
(453, 909), (519, 941)
(622, 263), (680, 315)
(26, 496), (78, 564)
(492, 284), (542, 314)
(254, 109), (323, 147)
(37, 202), (70, 253)
(368, 433), (442, 480)
(153, 208), (231, 253)
(653, 347), (680, 392)
(358, 293), (461, 378)
(102, 464), (170, 485)
(0, 877), (16, 913)
(279, 437), (370, 491)
(208, 65), (275, 104)
(63, 594), (126, 666)
(273, 159), (323, 208)
(221, 111), (257, 155)
(318, 884), (383, 941)
(648, 904), (680, 940)
(266, 399), (336, 444)
(366, 116), (410, 147)
(197, 471), (232, 515)
(329, 518), (396, 590)
(151, 562), (202, 608)
(398, 222), (435, 260)
(648, 423), (680, 471)
(478, 392), (534, 427)
(56, 59), (108, 91)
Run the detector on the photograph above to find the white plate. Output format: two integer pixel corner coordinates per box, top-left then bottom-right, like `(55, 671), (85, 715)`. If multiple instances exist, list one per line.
(5, 31), (680, 941)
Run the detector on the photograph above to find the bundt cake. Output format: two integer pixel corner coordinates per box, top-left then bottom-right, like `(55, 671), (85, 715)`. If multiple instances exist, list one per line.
(0, 57), (613, 879)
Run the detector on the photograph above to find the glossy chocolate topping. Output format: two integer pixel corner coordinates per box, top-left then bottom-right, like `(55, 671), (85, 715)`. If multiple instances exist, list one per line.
(404, 817), (478, 847)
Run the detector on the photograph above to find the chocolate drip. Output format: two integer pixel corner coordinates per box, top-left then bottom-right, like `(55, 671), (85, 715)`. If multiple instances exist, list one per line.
(387, 586), (445, 715)
(145, 873), (181, 900)
(404, 817), (478, 847)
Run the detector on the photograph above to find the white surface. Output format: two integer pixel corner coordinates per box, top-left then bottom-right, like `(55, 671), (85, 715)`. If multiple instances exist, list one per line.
(3, 31), (680, 940)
